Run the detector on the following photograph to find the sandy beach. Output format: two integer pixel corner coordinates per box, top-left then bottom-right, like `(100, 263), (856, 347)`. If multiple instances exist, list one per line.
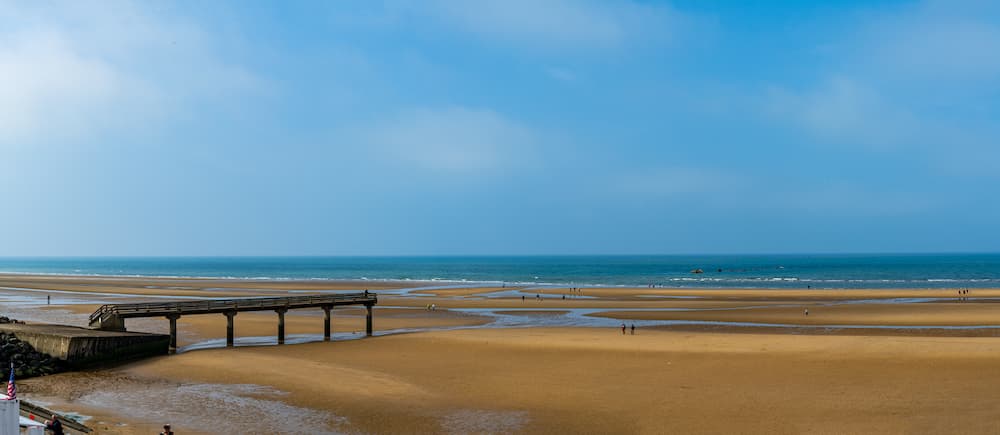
(7, 275), (1000, 434)
(8, 1), (997, 432)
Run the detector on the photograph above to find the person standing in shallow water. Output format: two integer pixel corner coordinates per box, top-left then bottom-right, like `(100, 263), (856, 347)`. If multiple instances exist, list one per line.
(621, 323), (626, 335)
(630, 324), (635, 335)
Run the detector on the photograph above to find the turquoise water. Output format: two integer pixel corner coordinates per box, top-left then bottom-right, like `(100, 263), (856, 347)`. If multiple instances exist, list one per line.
(1, 255), (999, 289)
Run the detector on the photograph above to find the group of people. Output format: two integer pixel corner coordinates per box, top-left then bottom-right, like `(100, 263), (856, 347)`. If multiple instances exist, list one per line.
(519, 288), (585, 301)
(45, 414), (174, 434)
(620, 323), (636, 335)
(957, 288), (971, 301)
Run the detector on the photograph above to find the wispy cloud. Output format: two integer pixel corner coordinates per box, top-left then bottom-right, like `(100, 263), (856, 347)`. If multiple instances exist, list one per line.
(366, 106), (539, 173)
(0, 1), (263, 148)
(611, 167), (744, 198)
(545, 67), (579, 83)
(761, 0), (1000, 172)
(769, 183), (933, 217)
(406, 0), (685, 50)
(765, 77), (918, 149)
(859, 0), (1000, 82)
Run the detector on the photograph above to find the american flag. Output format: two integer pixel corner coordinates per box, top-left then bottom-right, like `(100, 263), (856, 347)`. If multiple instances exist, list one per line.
(4, 363), (14, 400)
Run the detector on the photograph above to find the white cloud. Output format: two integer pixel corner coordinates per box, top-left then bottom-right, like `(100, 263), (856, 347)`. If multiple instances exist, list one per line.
(0, 30), (126, 144)
(772, 183), (932, 217)
(367, 107), (539, 173)
(545, 67), (579, 83)
(409, 0), (683, 50)
(612, 167), (742, 198)
(762, 0), (1000, 163)
(860, 0), (1000, 81)
(0, 1), (262, 148)
(766, 77), (918, 149)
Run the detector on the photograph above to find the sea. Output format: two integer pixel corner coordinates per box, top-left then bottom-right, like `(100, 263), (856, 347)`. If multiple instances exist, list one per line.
(1, 254), (999, 289)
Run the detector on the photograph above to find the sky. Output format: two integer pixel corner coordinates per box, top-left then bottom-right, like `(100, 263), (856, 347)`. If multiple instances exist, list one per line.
(1, 0), (999, 256)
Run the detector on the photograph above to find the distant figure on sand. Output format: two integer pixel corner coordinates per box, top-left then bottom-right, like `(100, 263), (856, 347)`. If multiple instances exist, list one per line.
(804, 309), (809, 316)
(630, 324), (635, 335)
(621, 323), (626, 335)
(160, 423), (174, 435)
(522, 295), (525, 302)
(536, 294), (541, 301)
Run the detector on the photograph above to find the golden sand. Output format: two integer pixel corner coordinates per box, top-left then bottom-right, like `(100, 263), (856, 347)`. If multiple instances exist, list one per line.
(9, 277), (1000, 434)
(26, 328), (1000, 434)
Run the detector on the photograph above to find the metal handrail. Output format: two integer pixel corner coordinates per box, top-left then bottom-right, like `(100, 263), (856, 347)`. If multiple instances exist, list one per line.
(20, 399), (92, 433)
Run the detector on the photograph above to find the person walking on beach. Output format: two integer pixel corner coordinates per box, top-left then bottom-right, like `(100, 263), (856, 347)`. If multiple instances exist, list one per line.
(630, 324), (635, 335)
(160, 423), (175, 435)
(621, 323), (626, 335)
(804, 308), (809, 316)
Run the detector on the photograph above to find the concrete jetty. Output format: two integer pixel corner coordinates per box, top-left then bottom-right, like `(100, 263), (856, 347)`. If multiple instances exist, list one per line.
(0, 323), (168, 367)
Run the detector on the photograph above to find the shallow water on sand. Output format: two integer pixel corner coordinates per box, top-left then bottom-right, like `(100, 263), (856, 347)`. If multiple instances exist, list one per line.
(28, 374), (347, 434)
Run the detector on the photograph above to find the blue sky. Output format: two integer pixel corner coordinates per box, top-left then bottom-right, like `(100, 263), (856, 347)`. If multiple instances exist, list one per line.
(1, 0), (998, 256)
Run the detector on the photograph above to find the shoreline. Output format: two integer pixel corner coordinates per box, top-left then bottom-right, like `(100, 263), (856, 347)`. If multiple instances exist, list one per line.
(2, 272), (999, 291)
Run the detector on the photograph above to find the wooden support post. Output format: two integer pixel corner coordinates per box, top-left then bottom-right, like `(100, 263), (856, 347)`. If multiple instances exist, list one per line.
(365, 303), (373, 337)
(276, 308), (287, 344)
(167, 314), (181, 354)
(322, 306), (332, 341)
(225, 311), (237, 347)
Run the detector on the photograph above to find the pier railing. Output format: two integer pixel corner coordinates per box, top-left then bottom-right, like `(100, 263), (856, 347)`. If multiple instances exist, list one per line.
(89, 292), (378, 352)
(89, 293), (377, 324)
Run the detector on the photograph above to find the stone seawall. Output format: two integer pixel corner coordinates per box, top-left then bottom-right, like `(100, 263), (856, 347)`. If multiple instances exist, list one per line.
(0, 323), (168, 367)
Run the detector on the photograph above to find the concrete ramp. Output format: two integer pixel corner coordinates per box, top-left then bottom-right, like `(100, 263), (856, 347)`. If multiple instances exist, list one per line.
(0, 323), (168, 367)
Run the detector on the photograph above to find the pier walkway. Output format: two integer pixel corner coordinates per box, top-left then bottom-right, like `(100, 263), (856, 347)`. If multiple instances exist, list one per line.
(89, 293), (378, 353)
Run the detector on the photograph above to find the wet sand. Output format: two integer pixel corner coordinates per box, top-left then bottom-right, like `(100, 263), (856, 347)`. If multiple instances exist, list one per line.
(8, 277), (1000, 433)
(24, 328), (1000, 434)
(591, 302), (1000, 327)
(49, 304), (491, 347)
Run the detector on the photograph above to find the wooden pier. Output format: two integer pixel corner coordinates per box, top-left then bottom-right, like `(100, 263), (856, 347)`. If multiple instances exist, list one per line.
(89, 293), (377, 353)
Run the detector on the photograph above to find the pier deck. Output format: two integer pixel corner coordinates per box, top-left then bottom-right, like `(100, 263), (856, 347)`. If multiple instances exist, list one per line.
(89, 293), (378, 352)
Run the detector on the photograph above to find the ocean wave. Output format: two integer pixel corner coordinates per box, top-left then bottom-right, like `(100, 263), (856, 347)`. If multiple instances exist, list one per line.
(3, 267), (1000, 290)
